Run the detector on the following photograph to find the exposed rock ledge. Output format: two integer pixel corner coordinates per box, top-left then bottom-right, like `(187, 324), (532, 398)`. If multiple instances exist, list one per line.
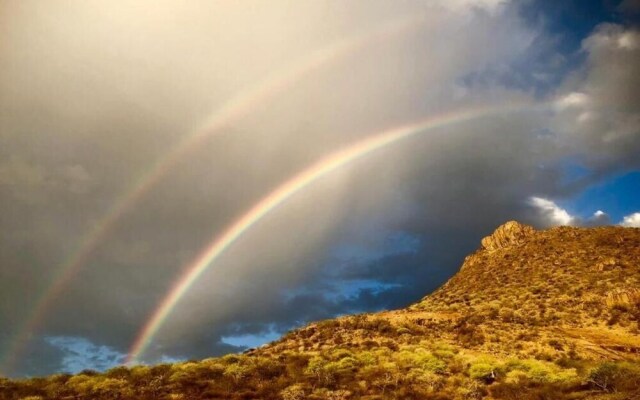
(481, 220), (536, 251)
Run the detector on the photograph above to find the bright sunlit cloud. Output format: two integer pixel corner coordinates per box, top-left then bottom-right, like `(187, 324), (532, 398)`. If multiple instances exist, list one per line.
(528, 197), (575, 226)
(620, 212), (640, 227)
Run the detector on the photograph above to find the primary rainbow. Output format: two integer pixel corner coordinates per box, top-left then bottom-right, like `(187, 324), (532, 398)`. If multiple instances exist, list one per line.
(126, 101), (532, 363)
(0, 16), (424, 374)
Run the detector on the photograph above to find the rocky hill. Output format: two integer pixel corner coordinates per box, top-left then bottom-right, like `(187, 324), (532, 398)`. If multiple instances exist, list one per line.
(264, 222), (640, 362)
(1, 222), (639, 400)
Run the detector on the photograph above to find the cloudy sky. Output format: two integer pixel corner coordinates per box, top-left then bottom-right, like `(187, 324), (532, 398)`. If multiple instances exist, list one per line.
(1, 0), (639, 377)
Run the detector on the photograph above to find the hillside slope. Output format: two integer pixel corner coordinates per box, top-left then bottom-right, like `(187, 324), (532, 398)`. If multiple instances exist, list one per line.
(264, 222), (640, 362)
(2, 222), (639, 400)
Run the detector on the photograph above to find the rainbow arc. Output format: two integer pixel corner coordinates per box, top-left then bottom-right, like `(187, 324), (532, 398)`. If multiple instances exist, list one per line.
(126, 101), (534, 363)
(0, 16), (424, 374)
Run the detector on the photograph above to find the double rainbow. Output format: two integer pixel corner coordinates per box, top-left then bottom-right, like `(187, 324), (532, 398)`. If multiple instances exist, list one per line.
(126, 101), (532, 363)
(0, 15), (424, 374)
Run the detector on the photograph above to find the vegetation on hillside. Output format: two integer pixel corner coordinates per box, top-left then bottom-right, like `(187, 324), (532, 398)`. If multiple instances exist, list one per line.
(1, 222), (639, 399)
(1, 342), (638, 399)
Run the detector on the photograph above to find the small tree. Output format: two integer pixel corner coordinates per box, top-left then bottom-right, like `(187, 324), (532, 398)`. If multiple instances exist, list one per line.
(588, 362), (640, 393)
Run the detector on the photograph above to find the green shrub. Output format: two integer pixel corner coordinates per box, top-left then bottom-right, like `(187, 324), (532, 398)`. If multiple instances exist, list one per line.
(395, 349), (447, 373)
(331, 348), (354, 360)
(469, 362), (498, 383)
(588, 362), (640, 392)
(504, 359), (577, 384)
(223, 363), (250, 383)
(417, 353), (447, 373)
(356, 351), (377, 366)
(406, 369), (443, 391)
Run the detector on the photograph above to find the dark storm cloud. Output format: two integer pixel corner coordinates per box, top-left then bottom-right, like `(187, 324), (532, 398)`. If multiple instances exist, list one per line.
(551, 24), (640, 166)
(1, 0), (639, 376)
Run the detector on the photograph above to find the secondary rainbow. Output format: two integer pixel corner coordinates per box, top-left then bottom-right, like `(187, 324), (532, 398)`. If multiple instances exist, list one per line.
(126, 101), (532, 363)
(0, 16), (424, 374)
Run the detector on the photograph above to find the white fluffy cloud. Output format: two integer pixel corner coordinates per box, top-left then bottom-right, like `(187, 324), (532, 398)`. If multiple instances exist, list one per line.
(620, 212), (640, 227)
(528, 197), (575, 226)
(528, 199), (640, 228)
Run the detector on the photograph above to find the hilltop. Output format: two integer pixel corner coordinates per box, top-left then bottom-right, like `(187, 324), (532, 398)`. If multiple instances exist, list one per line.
(263, 222), (640, 362)
(1, 222), (639, 399)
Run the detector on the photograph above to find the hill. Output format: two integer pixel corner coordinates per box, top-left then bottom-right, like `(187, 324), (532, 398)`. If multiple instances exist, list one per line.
(1, 222), (639, 399)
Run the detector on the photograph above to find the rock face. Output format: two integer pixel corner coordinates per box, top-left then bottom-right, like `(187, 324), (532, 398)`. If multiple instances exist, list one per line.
(606, 288), (640, 308)
(480, 220), (536, 251)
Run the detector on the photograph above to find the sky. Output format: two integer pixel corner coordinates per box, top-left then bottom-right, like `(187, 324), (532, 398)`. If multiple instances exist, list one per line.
(0, 0), (639, 377)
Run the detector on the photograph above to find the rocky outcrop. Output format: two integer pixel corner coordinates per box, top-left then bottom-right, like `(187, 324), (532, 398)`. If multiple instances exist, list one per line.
(480, 221), (535, 251)
(606, 288), (640, 308)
